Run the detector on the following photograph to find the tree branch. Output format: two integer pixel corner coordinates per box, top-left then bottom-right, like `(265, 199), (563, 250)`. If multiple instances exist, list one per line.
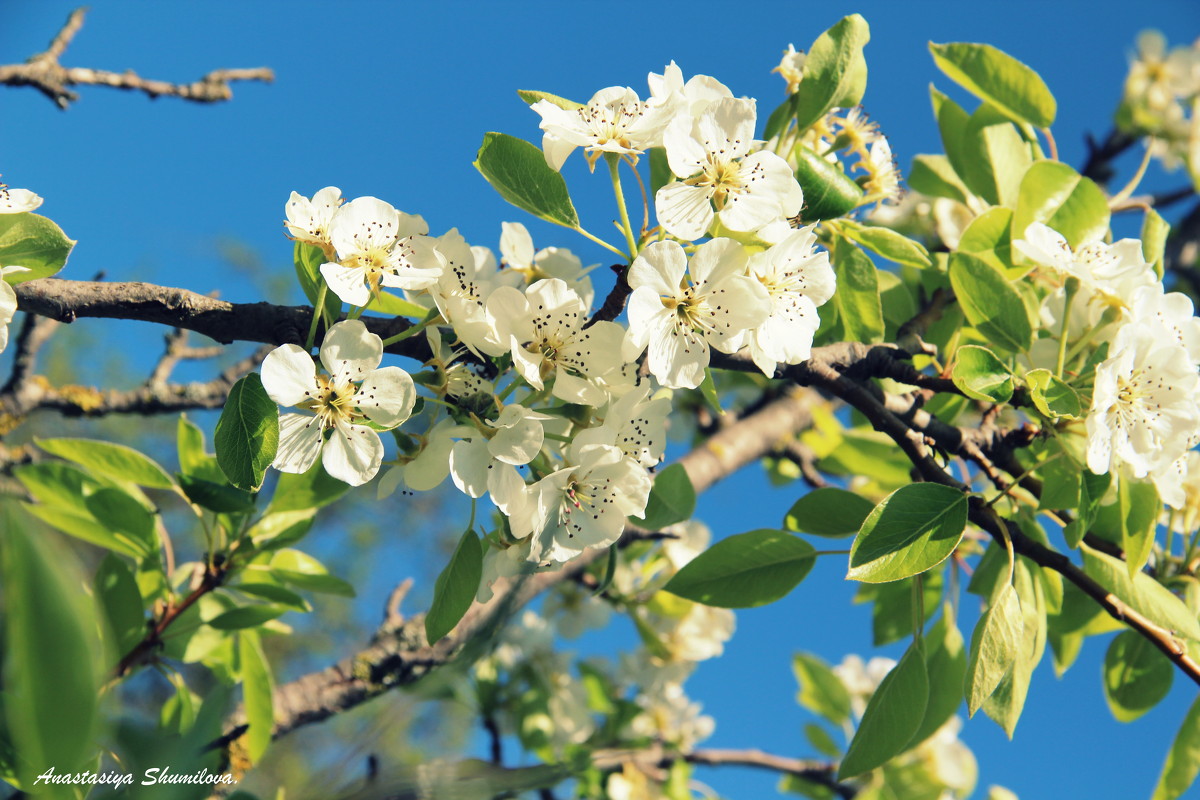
(0, 8), (273, 110)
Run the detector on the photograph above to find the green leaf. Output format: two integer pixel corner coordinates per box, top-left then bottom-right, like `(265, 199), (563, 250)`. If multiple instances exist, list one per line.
(365, 290), (431, 319)
(956, 207), (1015, 276)
(37, 437), (175, 489)
(208, 605), (287, 630)
(697, 368), (724, 417)
(1011, 161), (1110, 249)
(426, 529), (484, 644)
(929, 87), (974, 188)
(1083, 549), (1200, 640)
(965, 583), (1023, 715)
(84, 487), (157, 554)
(847, 483), (968, 583)
(631, 463), (696, 530)
(231, 583), (311, 612)
(649, 147), (673, 199)
(911, 608), (967, 746)
(292, 241), (324, 312)
(832, 240), (884, 344)
(838, 220), (931, 268)
(929, 42), (1056, 127)
(266, 457), (351, 513)
(804, 723), (843, 758)
(664, 529), (815, 608)
(951, 345), (1014, 403)
(1152, 691), (1200, 800)
(13, 461), (97, 514)
(784, 487), (876, 538)
(907, 154), (969, 204)
(792, 652), (852, 725)
(270, 548), (356, 597)
(94, 553), (146, 658)
(958, 104), (1032, 207)
(238, 631), (275, 764)
(215, 373), (279, 491)
(179, 474), (257, 514)
(248, 509), (316, 551)
(949, 252), (1032, 353)
(0, 212), (75, 282)
(793, 146), (864, 222)
(1117, 476), (1160, 577)
(793, 15), (871, 132)
(474, 132), (579, 228)
(1024, 368), (1082, 418)
(23, 502), (144, 557)
(1103, 631), (1173, 723)
(1, 503), (99, 788)
(982, 561), (1041, 737)
(177, 415), (209, 476)
(516, 89), (582, 110)
(1142, 207), (1169, 278)
(861, 573), (944, 646)
(838, 639), (929, 779)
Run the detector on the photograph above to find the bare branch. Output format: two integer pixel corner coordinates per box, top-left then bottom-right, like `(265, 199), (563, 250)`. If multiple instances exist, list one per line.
(0, 8), (273, 110)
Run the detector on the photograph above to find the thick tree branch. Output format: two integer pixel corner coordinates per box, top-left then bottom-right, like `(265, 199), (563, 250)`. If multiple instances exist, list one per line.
(0, 8), (273, 109)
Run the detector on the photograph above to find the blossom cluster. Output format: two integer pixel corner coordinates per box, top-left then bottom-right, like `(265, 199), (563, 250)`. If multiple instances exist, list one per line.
(262, 62), (837, 575)
(1015, 222), (1200, 506)
(1118, 31), (1200, 172)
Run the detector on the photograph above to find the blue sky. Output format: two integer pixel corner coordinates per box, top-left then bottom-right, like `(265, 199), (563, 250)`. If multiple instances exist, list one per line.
(4, 1), (1200, 798)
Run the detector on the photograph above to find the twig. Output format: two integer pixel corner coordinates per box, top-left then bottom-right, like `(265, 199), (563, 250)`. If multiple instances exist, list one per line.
(1080, 128), (1138, 185)
(584, 264), (632, 328)
(0, 8), (273, 110)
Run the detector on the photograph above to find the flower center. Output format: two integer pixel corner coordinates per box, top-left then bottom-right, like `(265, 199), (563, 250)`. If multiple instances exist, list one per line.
(301, 374), (362, 429)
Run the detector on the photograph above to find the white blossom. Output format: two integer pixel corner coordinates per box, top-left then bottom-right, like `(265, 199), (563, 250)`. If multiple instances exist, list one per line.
(656, 98), (803, 240)
(0, 266), (31, 354)
(320, 196), (441, 306)
(0, 184), (42, 214)
(531, 87), (675, 171)
(573, 385), (671, 469)
(262, 320), (415, 486)
(1014, 223), (1157, 312)
(499, 222), (594, 307)
(744, 226), (836, 376)
(624, 239), (770, 389)
(647, 61), (733, 118)
(424, 229), (509, 357)
(772, 45), (807, 94)
(1086, 323), (1200, 481)
(284, 186), (343, 250)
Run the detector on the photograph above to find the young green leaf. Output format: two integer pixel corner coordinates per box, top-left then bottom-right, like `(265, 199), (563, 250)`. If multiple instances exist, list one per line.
(930, 87), (973, 189)
(270, 548), (356, 597)
(631, 463), (696, 530)
(792, 15), (871, 131)
(1083, 549), (1200, 641)
(1104, 631), (1173, 723)
(1142, 207), (1169, 278)
(0, 212), (75, 282)
(215, 373), (279, 492)
(83, 486), (157, 553)
(1012, 161), (1110, 248)
(847, 483), (968, 583)
(838, 639), (929, 779)
(792, 652), (852, 725)
(838, 220), (932, 268)
(664, 529), (815, 608)
(949, 252), (1033, 353)
(907, 154), (970, 204)
(1024, 368), (1082, 418)
(910, 609), (967, 746)
(958, 104), (1032, 207)
(208, 605), (288, 631)
(965, 583), (1023, 715)
(832, 240), (884, 344)
(863, 573), (944, 646)
(1114, 477), (1160, 578)
(179, 474), (258, 514)
(238, 630), (276, 764)
(94, 553), (146, 658)
(785, 487), (876, 538)
(1, 503), (100, 789)
(516, 89), (582, 110)
(929, 42), (1056, 127)
(23, 502), (145, 558)
(37, 436), (176, 489)
(426, 529), (484, 644)
(951, 345), (1014, 403)
(1151, 692), (1200, 800)
(956, 207), (1016, 276)
(474, 132), (579, 228)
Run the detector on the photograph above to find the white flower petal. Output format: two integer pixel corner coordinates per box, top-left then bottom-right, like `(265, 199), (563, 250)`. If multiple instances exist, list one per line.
(320, 261), (372, 307)
(323, 421), (384, 486)
(320, 319), (383, 381)
(274, 413), (324, 475)
(261, 344), (318, 406)
(358, 366), (415, 428)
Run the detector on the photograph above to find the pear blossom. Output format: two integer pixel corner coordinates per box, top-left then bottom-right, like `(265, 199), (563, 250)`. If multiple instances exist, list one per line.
(625, 239), (770, 389)
(477, 540), (533, 603)
(573, 385), (671, 469)
(1014, 223), (1157, 311)
(0, 183), (42, 214)
(489, 279), (628, 406)
(375, 417), (472, 497)
(1127, 284), (1200, 364)
(423, 229), (508, 356)
(542, 581), (611, 639)
(860, 135), (902, 205)
(646, 600), (735, 662)
(499, 222), (595, 307)
(743, 226), (836, 376)
(450, 405), (548, 533)
(0, 266), (31, 354)
(531, 86), (675, 171)
(319, 196), (441, 306)
(284, 186), (343, 250)
(772, 44), (807, 94)
(656, 98), (803, 240)
(628, 687), (715, 750)
(647, 61), (733, 118)
(1086, 323), (1200, 480)
(262, 320), (415, 486)
(425, 329), (493, 400)
(524, 442), (652, 564)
